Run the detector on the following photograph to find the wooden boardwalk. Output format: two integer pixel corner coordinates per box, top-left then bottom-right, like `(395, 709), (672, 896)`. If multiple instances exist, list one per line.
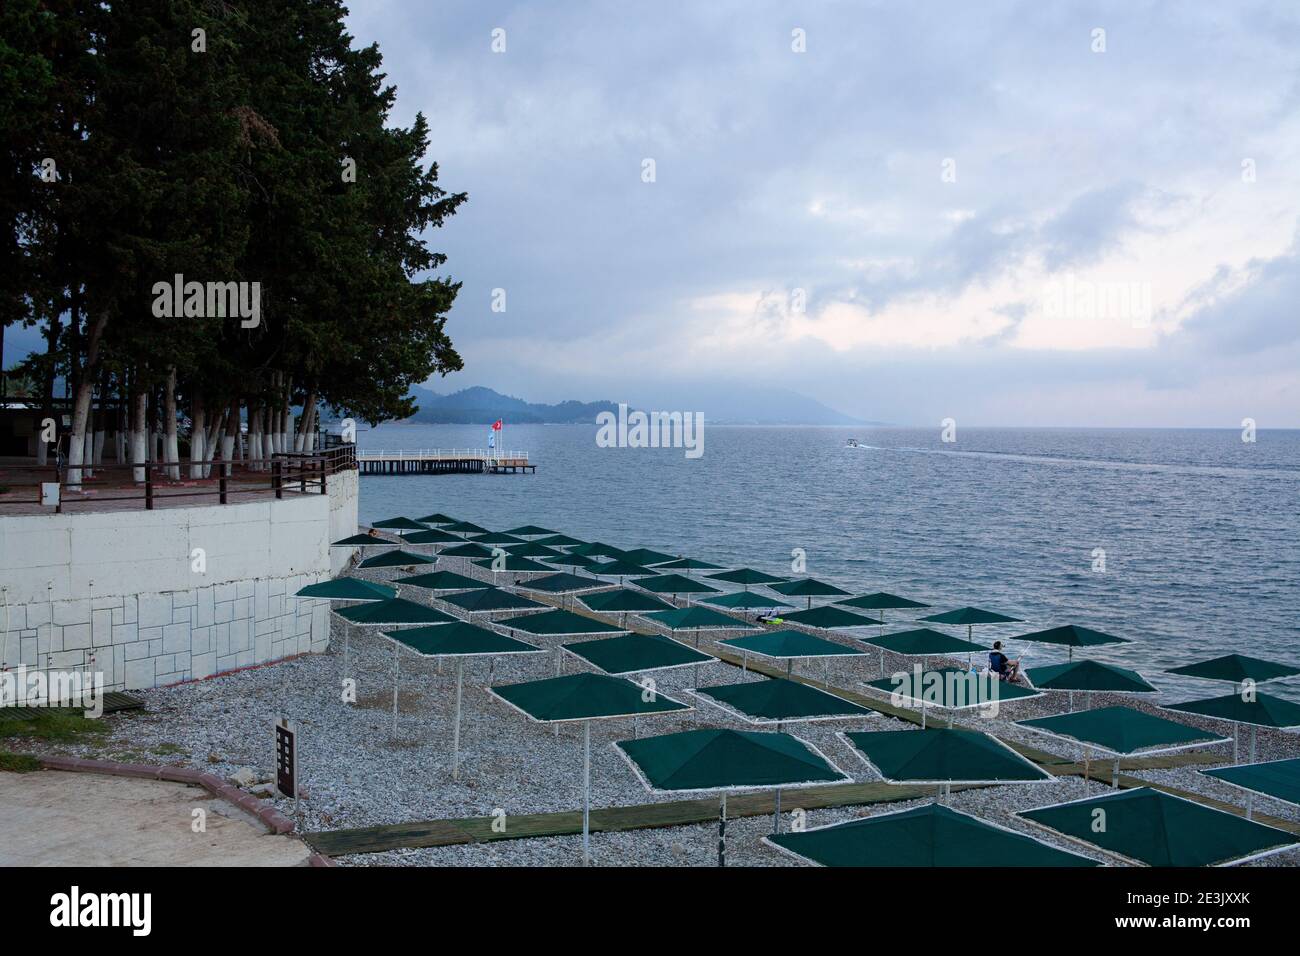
(357, 450), (535, 475)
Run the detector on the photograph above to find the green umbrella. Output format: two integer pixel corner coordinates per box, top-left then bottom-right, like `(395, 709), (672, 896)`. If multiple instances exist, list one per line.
(861, 627), (987, 676)
(503, 541), (563, 558)
(489, 673), (690, 865)
(580, 588), (674, 614)
(331, 533), (395, 546)
(402, 528), (465, 545)
(635, 573), (721, 599)
(564, 633), (714, 676)
(862, 666), (1041, 728)
(471, 555), (554, 573)
(692, 678), (871, 726)
(1204, 758), (1300, 820)
(535, 534), (586, 547)
(767, 577), (850, 609)
(439, 542), (496, 559)
(371, 516), (429, 533)
(841, 728), (1051, 797)
(778, 605), (882, 630)
(495, 608), (628, 637)
(1018, 706), (1230, 787)
(656, 557), (726, 571)
(469, 531), (525, 545)
(618, 548), (678, 566)
(519, 572), (609, 596)
(700, 591), (794, 612)
(1018, 787), (1298, 866)
(543, 551), (603, 571)
(588, 559), (656, 584)
(415, 513), (458, 525)
(567, 541), (626, 558)
(919, 606), (1023, 667)
(720, 630), (865, 684)
(441, 587), (547, 614)
(444, 520), (488, 534)
(295, 578), (395, 601)
(836, 591), (931, 637)
(708, 567), (787, 588)
(1024, 659), (1158, 712)
(333, 598), (457, 626)
(766, 803), (1097, 867)
(394, 570), (492, 592)
(645, 606), (757, 689)
(1163, 691), (1300, 766)
(381, 622), (543, 772)
(506, 525), (557, 537)
(1166, 654), (1300, 687)
(615, 728), (850, 865)
(1011, 624), (1131, 662)
(358, 549), (437, 569)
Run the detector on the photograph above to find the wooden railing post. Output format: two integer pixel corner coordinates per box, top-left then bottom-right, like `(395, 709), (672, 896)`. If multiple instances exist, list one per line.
(272, 459), (282, 499)
(219, 467), (228, 504)
(144, 463), (154, 510)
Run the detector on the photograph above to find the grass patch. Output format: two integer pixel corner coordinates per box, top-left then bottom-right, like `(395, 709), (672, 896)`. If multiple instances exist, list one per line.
(0, 752), (42, 773)
(0, 708), (110, 743)
(152, 742), (187, 756)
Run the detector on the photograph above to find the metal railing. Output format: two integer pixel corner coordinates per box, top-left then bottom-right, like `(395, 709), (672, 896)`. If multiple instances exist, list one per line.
(356, 448), (529, 461)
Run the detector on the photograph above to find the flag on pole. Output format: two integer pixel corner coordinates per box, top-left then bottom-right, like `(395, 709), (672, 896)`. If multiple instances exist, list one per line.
(492, 419), (503, 431)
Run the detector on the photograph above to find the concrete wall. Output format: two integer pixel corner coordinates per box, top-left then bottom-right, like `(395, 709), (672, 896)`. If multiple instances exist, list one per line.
(0, 475), (358, 690)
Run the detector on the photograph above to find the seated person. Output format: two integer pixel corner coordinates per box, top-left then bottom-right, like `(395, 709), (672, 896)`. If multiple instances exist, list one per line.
(987, 641), (1021, 682)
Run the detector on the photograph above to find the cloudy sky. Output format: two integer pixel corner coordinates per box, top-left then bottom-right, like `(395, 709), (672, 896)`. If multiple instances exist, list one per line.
(345, 0), (1300, 426)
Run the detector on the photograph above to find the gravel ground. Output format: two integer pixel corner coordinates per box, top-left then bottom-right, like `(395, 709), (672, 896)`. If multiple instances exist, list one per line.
(14, 553), (1299, 867)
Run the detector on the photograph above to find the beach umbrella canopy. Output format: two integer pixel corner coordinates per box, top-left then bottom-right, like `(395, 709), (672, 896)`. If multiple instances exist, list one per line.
(635, 573), (721, 595)
(779, 605), (883, 629)
(357, 549), (437, 569)
(472, 555), (554, 573)
(693, 677), (872, 724)
(506, 525), (557, 537)
(721, 629), (865, 661)
(395, 570), (493, 592)
(567, 541), (626, 558)
(371, 516), (428, 533)
(1019, 787), (1298, 866)
(441, 587), (547, 614)
(1012, 624), (1131, 661)
(503, 542), (563, 558)
(331, 533), (394, 546)
(489, 672), (690, 865)
(580, 588), (674, 614)
(700, 591), (794, 611)
(589, 559), (656, 578)
(708, 567), (787, 587)
(444, 520), (488, 534)
(842, 728), (1050, 784)
(862, 666), (1041, 727)
(381, 622), (544, 779)
(655, 557), (726, 571)
(1018, 706), (1227, 756)
(333, 598), (457, 626)
(1204, 757), (1300, 808)
(863, 628), (987, 656)
(1025, 659), (1158, 694)
(644, 606), (753, 631)
(767, 577), (851, 602)
(618, 548), (679, 567)
(520, 572), (609, 595)
(415, 513), (458, 526)
(469, 531), (525, 545)
(495, 608), (628, 636)
(564, 633), (714, 675)
(543, 552), (603, 570)
(402, 528), (464, 545)
(1163, 691), (1300, 729)
(837, 592), (931, 612)
(1166, 654), (1300, 686)
(534, 534), (585, 547)
(295, 578), (395, 601)
(921, 607), (1022, 627)
(438, 542), (496, 559)
(767, 804), (1098, 867)
(616, 727), (850, 865)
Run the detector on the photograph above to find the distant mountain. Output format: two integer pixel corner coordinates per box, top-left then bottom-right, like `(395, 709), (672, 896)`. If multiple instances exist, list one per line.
(404, 385), (880, 426)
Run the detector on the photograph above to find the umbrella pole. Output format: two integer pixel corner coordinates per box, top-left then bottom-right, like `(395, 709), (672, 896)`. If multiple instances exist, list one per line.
(1246, 792), (1254, 821)
(1233, 723), (1239, 764)
(1112, 757), (1119, 789)
(391, 641), (400, 740)
(718, 793), (727, 867)
(344, 623), (350, 685)
(1084, 745), (1090, 785)
(1250, 725), (1257, 764)
(452, 657), (464, 780)
(773, 787), (782, 834)
(582, 720), (591, 866)
(921, 699), (927, 729)
(1068, 691), (1073, 713)
(555, 648), (562, 739)
(967, 624), (973, 668)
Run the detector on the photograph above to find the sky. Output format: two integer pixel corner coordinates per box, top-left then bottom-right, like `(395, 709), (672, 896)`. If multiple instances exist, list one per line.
(335, 0), (1300, 426)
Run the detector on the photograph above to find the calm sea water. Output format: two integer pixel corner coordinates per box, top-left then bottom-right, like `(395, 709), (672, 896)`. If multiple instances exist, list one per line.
(357, 424), (1300, 703)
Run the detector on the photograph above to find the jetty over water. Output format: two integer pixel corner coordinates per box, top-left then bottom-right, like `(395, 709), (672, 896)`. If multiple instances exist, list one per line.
(357, 448), (536, 476)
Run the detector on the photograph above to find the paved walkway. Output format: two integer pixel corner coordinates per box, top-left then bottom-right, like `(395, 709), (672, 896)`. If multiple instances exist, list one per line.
(0, 770), (313, 866)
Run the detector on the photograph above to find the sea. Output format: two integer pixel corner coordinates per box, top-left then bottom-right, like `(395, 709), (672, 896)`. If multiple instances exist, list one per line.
(356, 423), (1300, 703)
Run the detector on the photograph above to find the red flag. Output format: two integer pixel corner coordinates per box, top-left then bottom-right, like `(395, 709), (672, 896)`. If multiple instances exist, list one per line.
(492, 419), (503, 431)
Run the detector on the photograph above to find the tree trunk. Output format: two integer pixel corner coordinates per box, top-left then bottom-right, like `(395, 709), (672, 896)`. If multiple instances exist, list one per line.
(131, 387), (148, 483)
(163, 366), (180, 480)
(64, 311), (108, 490)
(189, 392), (206, 479)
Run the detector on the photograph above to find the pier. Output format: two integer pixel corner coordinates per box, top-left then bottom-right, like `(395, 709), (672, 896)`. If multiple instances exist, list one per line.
(356, 448), (536, 476)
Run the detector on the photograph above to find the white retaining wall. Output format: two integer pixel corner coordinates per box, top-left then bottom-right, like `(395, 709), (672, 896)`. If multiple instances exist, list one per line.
(0, 469), (359, 690)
